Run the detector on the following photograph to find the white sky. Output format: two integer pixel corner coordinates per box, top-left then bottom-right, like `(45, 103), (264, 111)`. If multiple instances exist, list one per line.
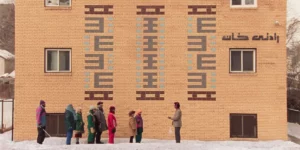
(288, 0), (300, 20)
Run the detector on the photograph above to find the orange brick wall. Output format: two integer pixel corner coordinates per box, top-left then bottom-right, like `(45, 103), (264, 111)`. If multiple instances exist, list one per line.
(14, 0), (287, 141)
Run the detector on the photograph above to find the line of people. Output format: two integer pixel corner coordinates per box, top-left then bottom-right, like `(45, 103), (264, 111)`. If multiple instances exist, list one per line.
(36, 100), (182, 145)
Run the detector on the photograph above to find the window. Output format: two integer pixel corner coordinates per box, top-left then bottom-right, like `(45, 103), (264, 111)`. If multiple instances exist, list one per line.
(230, 49), (255, 73)
(231, 0), (257, 8)
(45, 49), (71, 72)
(230, 114), (257, 138)
(45, 0), (71, 7)
(46, 113), (66, 137)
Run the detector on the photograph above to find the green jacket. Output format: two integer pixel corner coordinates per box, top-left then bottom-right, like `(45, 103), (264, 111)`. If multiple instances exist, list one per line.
(76, 112), (85, 132)
(87, 111), (95, 129)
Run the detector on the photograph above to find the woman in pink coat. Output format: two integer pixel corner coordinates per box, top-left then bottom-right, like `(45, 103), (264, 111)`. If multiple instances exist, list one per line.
(107, 106), (117, 144)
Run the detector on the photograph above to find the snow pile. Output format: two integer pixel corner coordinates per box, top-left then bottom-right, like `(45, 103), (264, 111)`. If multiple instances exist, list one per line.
(0, 0), (14, 4)
(288, 122), (300, 139)
(0, 49), (14, 60)
(0, 131), (300, 150)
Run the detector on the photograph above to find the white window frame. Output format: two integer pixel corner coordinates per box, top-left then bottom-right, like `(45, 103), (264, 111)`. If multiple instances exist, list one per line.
(230, 0), (257, 8)
(45, 0), (72, 7)
(230, 49), (256, 73)
(45, 49), (72, 73)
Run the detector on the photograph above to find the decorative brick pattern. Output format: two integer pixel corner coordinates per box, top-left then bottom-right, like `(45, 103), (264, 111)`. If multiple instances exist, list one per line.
(15, 0), (287, 142)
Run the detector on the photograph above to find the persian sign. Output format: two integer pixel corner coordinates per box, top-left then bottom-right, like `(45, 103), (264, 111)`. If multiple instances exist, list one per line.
(222, 33), (280, 43)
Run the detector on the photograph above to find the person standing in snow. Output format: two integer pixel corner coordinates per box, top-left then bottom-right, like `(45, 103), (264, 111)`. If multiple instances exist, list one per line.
(128, 110), (137, 143)
(135, 109), (143, 143)
(75, 107), (85, 144)
(87, 106), (97, 144)
(36, 100), (46, 144)
(93, 101), (108, 144)
(168, 102), (182, 143)
(108, 106), (117, 144)
(65, 104), (77, 145)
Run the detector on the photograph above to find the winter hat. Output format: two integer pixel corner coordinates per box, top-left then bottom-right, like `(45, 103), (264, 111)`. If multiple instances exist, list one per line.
(97, 101), (103, 105)
(40, 100), (45, 105)
(129, 110), (135, 116)
(76, 107), (82, 113)
(109, 106), (115, 113)
(136, 109), (142, 115)
(89, 105), (96, 110)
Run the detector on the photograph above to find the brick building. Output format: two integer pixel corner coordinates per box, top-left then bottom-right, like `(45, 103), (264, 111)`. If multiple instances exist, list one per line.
(14, 0), (287, 141)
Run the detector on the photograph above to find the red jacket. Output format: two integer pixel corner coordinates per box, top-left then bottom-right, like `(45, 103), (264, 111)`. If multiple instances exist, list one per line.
(108, 112), (117, 131)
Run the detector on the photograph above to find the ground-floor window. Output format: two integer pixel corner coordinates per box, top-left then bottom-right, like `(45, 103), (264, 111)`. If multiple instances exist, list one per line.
(230, 113), (257, 138)
(46, 113), (66, 137)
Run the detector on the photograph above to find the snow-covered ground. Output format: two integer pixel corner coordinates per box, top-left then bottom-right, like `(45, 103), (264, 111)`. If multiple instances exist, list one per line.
(0, 131), (299, 150)
(288, 122), (300, 139)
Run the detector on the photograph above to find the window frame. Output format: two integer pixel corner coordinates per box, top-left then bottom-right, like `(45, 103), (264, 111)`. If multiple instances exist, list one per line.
(229, 48), (256, 73)
(44, 48), (72, 73)
(230, 0), (257, 8)
(230, 113), (258, 138)
(45, 0), (72, 7)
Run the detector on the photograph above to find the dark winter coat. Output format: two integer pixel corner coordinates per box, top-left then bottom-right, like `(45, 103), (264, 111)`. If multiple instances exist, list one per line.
(65, 105), (76, 130)
(75, 112), (85, 133)
(93, 108), (108, 132)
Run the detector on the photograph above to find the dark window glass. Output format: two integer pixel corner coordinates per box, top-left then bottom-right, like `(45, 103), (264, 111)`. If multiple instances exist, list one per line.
(232, 0), (242, 5)
(243, 115), (257, 138)
(230, 114), (257, 138)
(59, 51), (70, 71)
(230, 115), (243, 137)
(47, 51), (58, 71)
(243, 51), (254, 71)
(231, 51), (241, 71)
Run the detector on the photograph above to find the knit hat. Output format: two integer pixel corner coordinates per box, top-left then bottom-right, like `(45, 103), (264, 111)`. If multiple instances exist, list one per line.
(76, 107), (82, 113)
(40, 100), (45, 105)
(89, 105), (96, 110)
(136, 109), (142, 115)
(97, 101), (103, 105)
(109, 106), (115, 112)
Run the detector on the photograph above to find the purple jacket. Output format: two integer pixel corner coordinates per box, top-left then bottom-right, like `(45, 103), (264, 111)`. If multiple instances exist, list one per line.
(135, 115), (143, 128)
(36, 106), (46, 127)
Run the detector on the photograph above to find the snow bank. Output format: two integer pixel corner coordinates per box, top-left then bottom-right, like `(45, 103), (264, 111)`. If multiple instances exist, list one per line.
(0, 131), (299, 150)
(288, 122), (300, 139)
(0, 0), (14, 4)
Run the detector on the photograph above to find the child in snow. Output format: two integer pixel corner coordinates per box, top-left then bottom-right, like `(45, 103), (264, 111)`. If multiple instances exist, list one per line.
(75, 107), (85, 144)
(128, 110), (137, 143)
(135, 109), (143, 143)
(65, 104), (77, 145)
(108, 106), (117, 144)
(87, 106), (97, 144)
(36, 100), (46, 144)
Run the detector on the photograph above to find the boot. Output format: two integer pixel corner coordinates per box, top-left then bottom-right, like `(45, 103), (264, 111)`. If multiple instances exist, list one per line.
(76, 142), (79, 144)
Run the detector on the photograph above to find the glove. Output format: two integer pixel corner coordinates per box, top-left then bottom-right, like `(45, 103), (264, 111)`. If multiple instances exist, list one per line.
(112, 128), (116, 133)
(91, 128), (95, 133)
